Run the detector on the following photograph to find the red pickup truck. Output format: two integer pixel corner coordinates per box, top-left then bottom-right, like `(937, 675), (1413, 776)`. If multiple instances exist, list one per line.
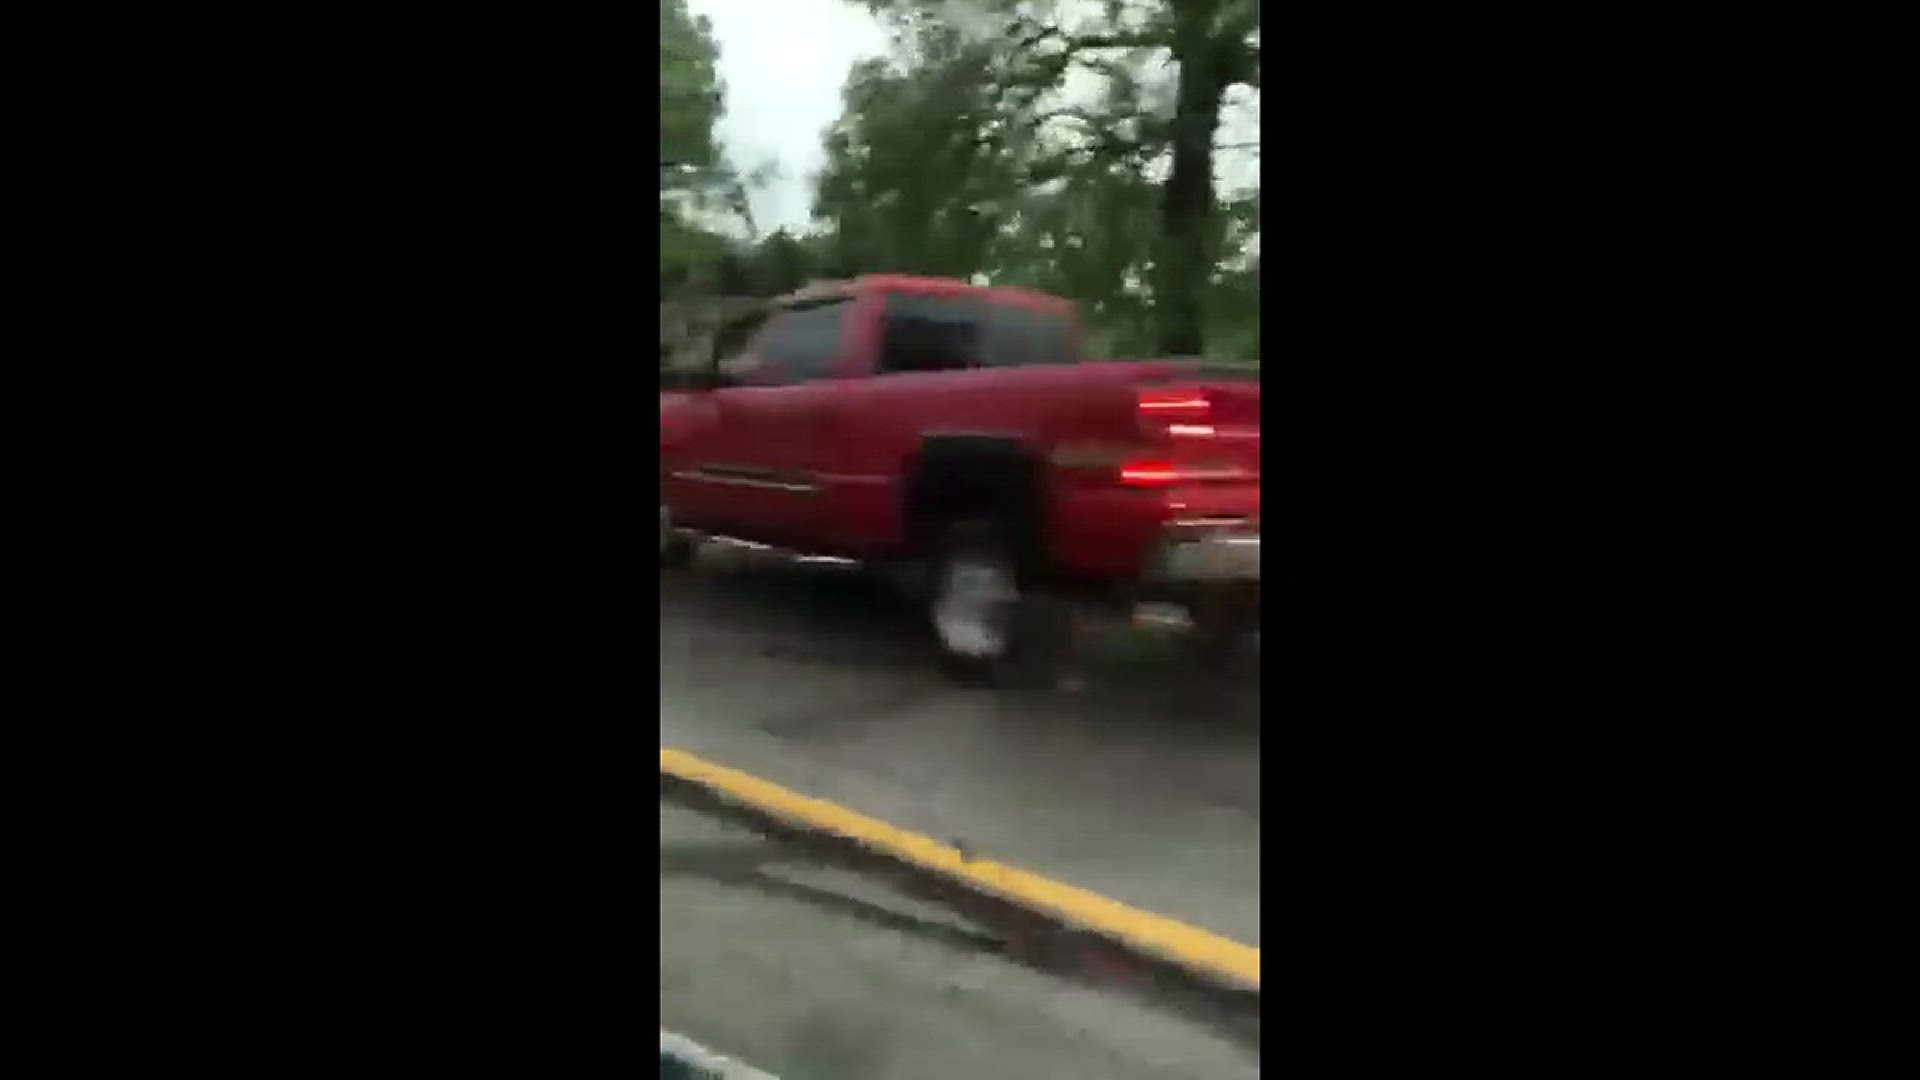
(661, 274), (1260, 685)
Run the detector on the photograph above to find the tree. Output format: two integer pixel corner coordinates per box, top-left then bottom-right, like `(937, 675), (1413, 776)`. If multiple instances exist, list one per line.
(843, 0), (1260, 356)
(659, 0), (752, 297)
(812, 44), (1019, 280)
(660, 0), (724, 192)
(744, 228), (821, 296)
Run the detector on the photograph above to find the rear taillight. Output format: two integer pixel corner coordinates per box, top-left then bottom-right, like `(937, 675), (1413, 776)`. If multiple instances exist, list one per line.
(1118, 461), (1181, 486)
(1117, 460), (1252, 486)
(1128, 385), (1210, 485)
(1138, 385), (1222, 438)
(1113, 383), (1251, 486)
(1138, 385), (1211, 420)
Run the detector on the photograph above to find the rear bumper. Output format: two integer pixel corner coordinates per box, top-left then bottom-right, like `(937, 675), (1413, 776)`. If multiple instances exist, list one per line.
(1147, 529), (1261, 586)
(1132, 524), (1261, 634)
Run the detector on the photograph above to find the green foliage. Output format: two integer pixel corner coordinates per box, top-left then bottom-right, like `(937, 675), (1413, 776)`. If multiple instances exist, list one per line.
(661, 0), (771, 299)
(812, 0), (1260, 359)
(660, 211), (726, 300)
(659, 0), (724, 187)
(656, 0), (1261, 360)
(742, 228), (822, 296)
(812, 46), (1017, 280)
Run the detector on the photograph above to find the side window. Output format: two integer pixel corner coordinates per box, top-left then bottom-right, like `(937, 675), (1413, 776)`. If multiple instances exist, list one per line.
(877, 292), (984, 375)
(756, 301), (848, 382)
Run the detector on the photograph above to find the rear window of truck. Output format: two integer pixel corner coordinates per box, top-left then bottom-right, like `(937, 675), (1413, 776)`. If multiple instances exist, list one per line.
(876, 291), (1076, 373)
(978, 300), (1076, 368)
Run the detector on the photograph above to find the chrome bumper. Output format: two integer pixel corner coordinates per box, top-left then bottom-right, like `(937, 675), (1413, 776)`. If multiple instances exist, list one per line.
(1150, 530), (1261, 585)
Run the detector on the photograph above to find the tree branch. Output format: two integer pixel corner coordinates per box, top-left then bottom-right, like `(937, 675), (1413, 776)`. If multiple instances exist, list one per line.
(1020, 106), (1171, 164)
(1001, 23), (1171, 92)
(1032, 106), (1140, 129)
(1010, 25), (1166, 55)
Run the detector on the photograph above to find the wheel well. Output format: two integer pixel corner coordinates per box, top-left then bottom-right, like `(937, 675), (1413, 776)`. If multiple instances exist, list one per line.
(903, 435), (1048, 569)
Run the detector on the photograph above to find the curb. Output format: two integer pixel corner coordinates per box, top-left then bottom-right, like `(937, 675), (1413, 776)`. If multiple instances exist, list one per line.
(661, 1031), (779, 1080)
(659, 747), (1261, 993)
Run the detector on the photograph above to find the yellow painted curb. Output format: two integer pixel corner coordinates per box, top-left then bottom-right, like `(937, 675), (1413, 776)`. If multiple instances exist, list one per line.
(660, 747), (1261, 991)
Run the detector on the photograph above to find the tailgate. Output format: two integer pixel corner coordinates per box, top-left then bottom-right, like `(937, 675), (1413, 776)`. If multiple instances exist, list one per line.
(1044, 360), (1260, 581)
(1133, 362), (1261, 484)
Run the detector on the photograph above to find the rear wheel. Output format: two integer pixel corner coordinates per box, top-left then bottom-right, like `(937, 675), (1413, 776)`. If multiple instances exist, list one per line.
(926, 517), (1067, 687)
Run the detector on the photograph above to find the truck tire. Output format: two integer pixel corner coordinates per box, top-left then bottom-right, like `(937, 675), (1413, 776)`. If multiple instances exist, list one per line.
(660, 501), (695, 569)
(926, 517), (1066, 688)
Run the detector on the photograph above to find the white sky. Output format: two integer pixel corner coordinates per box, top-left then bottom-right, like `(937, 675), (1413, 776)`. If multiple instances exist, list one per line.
(689, 0), (888, 236)
(689, 0), (1258, 238)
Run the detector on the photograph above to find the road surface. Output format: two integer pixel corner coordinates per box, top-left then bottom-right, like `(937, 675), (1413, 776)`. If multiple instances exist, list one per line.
(659, 551), (1262, 947)
(660, 799), (1259, 1079)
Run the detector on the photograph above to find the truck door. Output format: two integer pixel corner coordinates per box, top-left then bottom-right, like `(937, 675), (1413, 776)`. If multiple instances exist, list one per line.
(682, 298), (848, 545)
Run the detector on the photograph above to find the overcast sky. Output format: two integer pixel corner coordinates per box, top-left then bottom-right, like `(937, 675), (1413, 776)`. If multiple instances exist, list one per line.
(689, 0), (888, 236)
(689, 0), (1258, 238)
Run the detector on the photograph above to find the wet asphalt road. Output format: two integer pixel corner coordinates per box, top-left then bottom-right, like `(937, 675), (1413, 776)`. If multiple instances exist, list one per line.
(658, 549), (1262, 946)
(660, 800), (1260, 1079)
